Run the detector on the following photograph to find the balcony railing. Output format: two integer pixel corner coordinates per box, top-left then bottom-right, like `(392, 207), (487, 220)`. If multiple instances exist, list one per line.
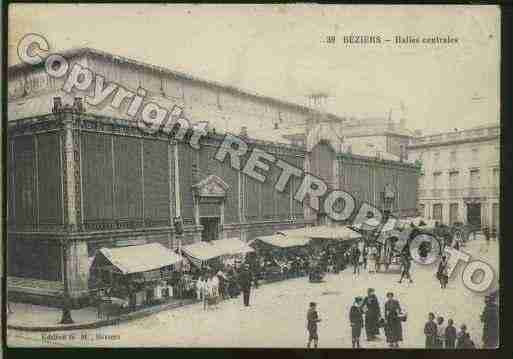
(447, 188), (460, 197)
(411, 126), (500, 146)
(418, 187), (498, 199)
(432, 189), (443, 198)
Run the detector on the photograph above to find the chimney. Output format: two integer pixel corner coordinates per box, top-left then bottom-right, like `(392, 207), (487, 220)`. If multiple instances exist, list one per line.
(414, 129), (422, 137)
(274, 123), (279, 130)
(239, 126), (248, 137)
(53, 97), (62, 113)
(399, 118), (406, 129)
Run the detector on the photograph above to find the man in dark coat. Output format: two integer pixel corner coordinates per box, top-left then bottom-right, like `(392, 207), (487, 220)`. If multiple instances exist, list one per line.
(424, 312), (437, 348)
(350, 297), (364, 348)
(362, 288), (381, 341)
(481, 295), (499, 348)
(437, 256), (449, 289)
(238, 265), (253, 307)
(482, 226), (490, 253)
(398, 251), (413, 284)
(351, 245), (361, 275)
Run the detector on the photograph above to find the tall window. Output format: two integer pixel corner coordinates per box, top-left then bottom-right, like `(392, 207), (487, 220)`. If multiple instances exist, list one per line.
(419, 204), (425, 217)
(492, 168), (499, 187)
(449, 171), (459, 197)
(470, 169), (480, 188)
(449, 171), (459, 188)
(450, 150), (457, 163)
(433, 172), (441, 188)
(433, 203), (443, 222)
(471, 147), (479, 163)
(433, 151), (440, 163)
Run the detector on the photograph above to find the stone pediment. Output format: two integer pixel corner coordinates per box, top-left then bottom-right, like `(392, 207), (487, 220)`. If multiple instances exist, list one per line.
(192, 175), (229, 198)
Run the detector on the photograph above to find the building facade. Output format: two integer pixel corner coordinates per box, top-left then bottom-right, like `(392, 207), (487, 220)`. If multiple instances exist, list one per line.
(283, 116), (413, 161)
(407, 124), (500, 230)
(7, 48), (419, 306)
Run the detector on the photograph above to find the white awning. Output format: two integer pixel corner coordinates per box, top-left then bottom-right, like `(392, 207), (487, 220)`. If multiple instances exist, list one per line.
(181, 238), (254, 264)
(98, 243), (183, 275)
(253, 235), (311, 248)
(279, 225), (362, 241)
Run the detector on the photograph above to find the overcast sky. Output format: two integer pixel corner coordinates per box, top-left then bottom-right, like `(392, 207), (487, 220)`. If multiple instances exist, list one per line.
(9, 4), (500, 133)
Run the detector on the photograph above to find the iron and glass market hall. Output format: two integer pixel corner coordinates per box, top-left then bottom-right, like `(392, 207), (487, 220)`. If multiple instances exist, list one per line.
(7, 48), (419, 306)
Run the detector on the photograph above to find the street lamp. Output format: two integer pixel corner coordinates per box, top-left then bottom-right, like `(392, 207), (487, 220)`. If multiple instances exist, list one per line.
(60, 238), (74, 324)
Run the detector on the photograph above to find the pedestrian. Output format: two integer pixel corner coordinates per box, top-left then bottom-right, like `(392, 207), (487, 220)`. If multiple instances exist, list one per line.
(435, 316), (446, 348)
(351, 245), (360, 275)
(362, 288), (381, 341)
(424, 312), (437, 348)
(398, 251), (413, 284)
(211, 272), (220, 307)
(384, 292), (403, 348)
(216, 269), (227, 300)
(205, 274), (214, 310)
(362, 247), (368, 270)
(197, 275), (208, 310)
(453, 236), (461, 251)
(456, 324), (475, 348)
(238, 264), (253, 307)
(483, 226), (490, 253)
(350, 297), (364, 348)
(306, 302), (321, 348)
(437, 256), (449, 289)
(369, 246), (378, 273)
(481, 295), (499, 348)
(445, 319), (457, 348)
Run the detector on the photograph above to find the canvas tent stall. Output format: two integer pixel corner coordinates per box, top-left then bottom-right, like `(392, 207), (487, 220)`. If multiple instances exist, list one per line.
(279, 225), (362, 244)
(91, 243), (183, 308)
(180, 237), (254, 268)
(248, 234), (312, 282)
(251, 234), (311, 249)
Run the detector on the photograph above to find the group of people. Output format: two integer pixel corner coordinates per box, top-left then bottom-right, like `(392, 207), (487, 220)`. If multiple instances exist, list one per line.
(193, 262), (255, 310)
(307, 288), (498, 349)
(423, 291), (498, 349)
(349, 244), (380, 275)
(307, 288), (406, 349)
(350, 290), (405, 348)
(424, 313), (471, 348)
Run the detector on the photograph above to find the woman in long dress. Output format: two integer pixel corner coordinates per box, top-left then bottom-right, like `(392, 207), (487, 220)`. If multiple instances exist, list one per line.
(384, 292), (403, 348)
(362, 288), (381, 341)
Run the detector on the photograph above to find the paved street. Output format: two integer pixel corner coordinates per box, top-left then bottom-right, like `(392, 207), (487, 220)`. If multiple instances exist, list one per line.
(8, 238), (499, 348)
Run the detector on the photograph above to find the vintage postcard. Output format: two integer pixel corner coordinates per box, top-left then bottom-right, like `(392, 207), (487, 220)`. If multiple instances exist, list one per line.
(5, 4), (500, 349)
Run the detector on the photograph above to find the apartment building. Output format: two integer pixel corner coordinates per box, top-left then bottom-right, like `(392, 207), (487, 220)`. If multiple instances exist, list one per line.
(408, 124), (500, 230)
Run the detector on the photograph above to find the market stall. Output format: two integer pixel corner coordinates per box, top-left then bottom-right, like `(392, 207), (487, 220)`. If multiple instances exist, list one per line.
(90, 243), (183, 310)
(180, 237), (255, 270)
(279, 225), (363, 279)
(249, 234), (311, 281)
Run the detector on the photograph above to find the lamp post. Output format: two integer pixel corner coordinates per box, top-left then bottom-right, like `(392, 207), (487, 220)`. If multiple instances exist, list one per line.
(60, 238), (74, 324)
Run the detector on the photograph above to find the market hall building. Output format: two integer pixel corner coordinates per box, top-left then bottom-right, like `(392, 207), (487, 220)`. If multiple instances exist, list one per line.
(7, 48), (419, 307)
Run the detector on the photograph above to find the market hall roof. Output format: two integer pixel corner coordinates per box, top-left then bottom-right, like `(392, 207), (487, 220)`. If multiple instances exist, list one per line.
(98, 243), (183, 275)
(181, 238), (254, 263)
(8, 47), (343, 120)
(251, 234), (311, 248)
